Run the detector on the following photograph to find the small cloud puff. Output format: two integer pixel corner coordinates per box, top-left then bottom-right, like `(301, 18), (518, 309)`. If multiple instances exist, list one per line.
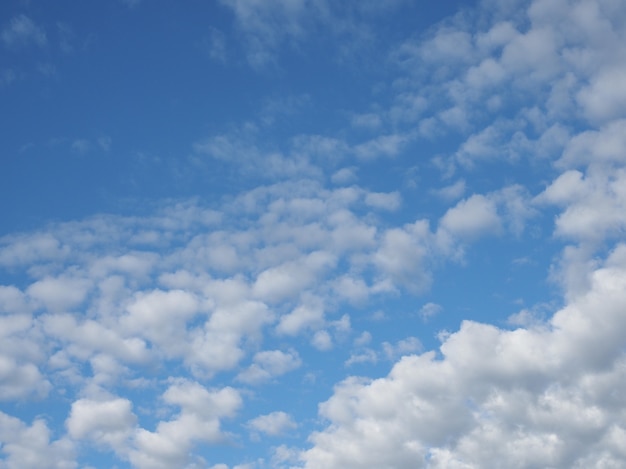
(246, 411), (297, 438)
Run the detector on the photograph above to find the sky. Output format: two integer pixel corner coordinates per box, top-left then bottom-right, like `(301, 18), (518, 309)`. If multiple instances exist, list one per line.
(1, 0), (626, 467)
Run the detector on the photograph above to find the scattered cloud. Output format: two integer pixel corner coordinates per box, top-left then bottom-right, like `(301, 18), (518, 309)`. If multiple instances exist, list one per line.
(418, 302), (442, 321)
(2, 15), (46, 49)
(247, 411), (297, 437)
(237, 349), (302, 384)
(3, 0), (626, 467)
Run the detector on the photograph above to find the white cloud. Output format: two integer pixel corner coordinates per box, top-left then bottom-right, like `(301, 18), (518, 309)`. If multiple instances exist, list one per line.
(0, 412), (75, 469)
(418, 302), (442, 320)
(364, 191), (401, 211)
(537, 165), (626, 243)
(27, 275), (91, 313)
(42, 313), (150, 364)
(193, 128), (321, 180)
(187, 299), (273, 376)
(431, 179), (466, 202)
(277, 297), (325, 336)
(297, 243), (626, 468)
(0, 233), (68, 267)
(344, 349), (378, 367)
(3, 0), (626, 468)
(373, 220), (433, 292)
(438, 194), (501, 240)
(311, 330), (333, 351)
(0, 285), (30, 315)
(247, 411), (297, 437)
(220, 0), (312, 68)
(237, 349), (301, 384)
(353, 331), (372, 347)
(252, 251), (336, 303)
(219, 0), (406, 68)
(121, 289), (202, 356)
(0, 354), (51, 401)
(66, 397), (136, 450)
(558, 119), (626, 168)
(129, 380), (241, 469)
(577, 66), (626, 124)
(332, 275), (369, 305)
(381, 336), (421, 360)
(331, 167), (357, 185)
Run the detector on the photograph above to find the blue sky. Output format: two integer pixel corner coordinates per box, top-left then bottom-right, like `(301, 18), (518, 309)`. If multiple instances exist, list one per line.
(1, 0), (626, 468)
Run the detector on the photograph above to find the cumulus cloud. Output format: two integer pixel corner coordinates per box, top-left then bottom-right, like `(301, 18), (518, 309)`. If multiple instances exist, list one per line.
(3, 0), (626, 467)
(128, 380), (242, 469)
(237, 349), (302, 384)
(439, 194), (501, 239)
(0, 412), (75, 469)
(247, 411), (297, 437)
(297, 244), (626, 468)
(27, 275), (91, 313)
(0, 355), (51, 401)
(373, 220), (433, 292)
(66, 397), (136, 450)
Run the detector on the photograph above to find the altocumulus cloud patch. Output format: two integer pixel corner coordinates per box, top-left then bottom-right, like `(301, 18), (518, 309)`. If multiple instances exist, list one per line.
(1, 0), (626, 468)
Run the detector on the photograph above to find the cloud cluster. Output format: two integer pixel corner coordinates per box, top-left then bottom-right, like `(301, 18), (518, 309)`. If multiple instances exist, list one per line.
(286, 0), (626, 467)
(0, 175), (522, 466)
(297, 244), (626, 468)
(2, 0), (626, 467)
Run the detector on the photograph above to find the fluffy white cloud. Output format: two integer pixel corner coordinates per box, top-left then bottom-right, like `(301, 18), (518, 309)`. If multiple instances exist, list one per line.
(0, 354), (50, 401)
(373, 220), (433, 292)
(439, 194), (501, 239)
(27, 276), (92, 313)
(66, 397), (136, 450)
(252, 251), (336, 303)
(237, 349), (302, 384)
(276, 296), (325, 336)
(311, 330), (333, 351)
(3, 2), (626, 468)
(42, 313), (149, 364)
(0, 285), (30, 314)
(537, 167), (626, 243)
(0, 233), (68, 268)
(0, 412), (75, 469)
(247, 411), (297, 437)
(296, 244), (626, 468)
(121, 289), (202, 356)
(577, 66), (626, 124)
(128, 380), (241, 469)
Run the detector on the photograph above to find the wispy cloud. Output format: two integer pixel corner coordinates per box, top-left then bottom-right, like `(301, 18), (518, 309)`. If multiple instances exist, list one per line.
(2, 15), (46, 49)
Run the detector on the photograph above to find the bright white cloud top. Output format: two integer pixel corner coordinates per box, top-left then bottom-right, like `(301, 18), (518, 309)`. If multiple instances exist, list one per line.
(1, 0), (626, 467)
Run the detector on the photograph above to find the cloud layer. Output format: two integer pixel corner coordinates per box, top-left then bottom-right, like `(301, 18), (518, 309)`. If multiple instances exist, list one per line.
(2, 0), (626, 467)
